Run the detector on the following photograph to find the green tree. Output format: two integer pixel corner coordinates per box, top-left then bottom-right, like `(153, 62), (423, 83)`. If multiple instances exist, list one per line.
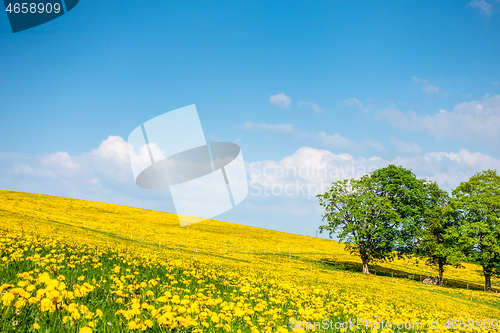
(452, 169), (500, 291)
(318, 175), (399, 274)
(370, 165), (427, 255)
(418, 181), (465, 285)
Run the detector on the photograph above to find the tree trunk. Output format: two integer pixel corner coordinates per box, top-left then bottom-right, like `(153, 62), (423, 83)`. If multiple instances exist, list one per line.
(484, 273), (492, 292)
(438, 261), (444, 286)
(358, 244), (370, 274)
(362, 260), (370, 274)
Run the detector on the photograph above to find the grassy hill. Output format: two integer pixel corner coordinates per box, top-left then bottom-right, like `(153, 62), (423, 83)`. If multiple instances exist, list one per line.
(0, 190), (499, 332)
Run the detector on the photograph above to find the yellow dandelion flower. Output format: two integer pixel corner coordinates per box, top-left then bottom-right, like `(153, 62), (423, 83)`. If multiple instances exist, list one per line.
(40, 298), (55, 312)
(1, 292), (15, 306)
(128, 321), (137, 330)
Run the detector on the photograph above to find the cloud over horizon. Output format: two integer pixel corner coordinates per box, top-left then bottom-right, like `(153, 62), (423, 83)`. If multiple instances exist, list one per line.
(379, 94), (500, 143)
(248, 146), (500, 198)
(0, 136), (173, 212)
(1, 135), (499, 237)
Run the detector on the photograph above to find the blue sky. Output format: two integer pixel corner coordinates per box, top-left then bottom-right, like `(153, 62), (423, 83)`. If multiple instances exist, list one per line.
(1, 0), (500, 237)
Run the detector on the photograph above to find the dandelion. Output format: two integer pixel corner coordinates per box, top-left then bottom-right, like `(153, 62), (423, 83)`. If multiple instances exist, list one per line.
(128, 321), (137, 330)
(1, 292), (15, 306)
(0, 191), (499, 333)
(40, 298), (55, 312)
(79, 327), (92, 333)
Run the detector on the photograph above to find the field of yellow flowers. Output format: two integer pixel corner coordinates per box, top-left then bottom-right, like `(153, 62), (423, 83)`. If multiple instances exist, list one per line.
(0, 190), (499, 332)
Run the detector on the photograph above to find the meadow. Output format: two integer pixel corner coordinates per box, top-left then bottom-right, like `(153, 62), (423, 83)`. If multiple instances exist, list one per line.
(0, 190), (499, 332)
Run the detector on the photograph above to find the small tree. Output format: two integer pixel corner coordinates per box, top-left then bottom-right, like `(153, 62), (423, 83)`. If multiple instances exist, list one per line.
(452, 169), (500, 291)
(318, 175), (399, 274)
(418, 181), (465, 285)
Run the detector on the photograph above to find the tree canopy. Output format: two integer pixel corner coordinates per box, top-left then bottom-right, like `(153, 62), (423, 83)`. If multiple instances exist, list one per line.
(318, 165), (426, 274)
(318, 175), (399, 274)
(370, 165), (427, 254)
(418, 180), (464, 285)
(318, 166), (500, 292)
(451, 169), (500, 291)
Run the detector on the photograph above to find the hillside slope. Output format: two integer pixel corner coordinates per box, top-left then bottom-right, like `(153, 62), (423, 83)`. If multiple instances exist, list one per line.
(0, 190), (499, 332)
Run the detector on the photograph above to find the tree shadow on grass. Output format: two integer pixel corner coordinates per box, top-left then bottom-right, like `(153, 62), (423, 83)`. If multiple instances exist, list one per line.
(320, 257), (498, 292)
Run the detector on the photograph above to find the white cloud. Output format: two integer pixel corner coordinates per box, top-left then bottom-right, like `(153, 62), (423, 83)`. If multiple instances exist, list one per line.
(393, 149), (500, 191)
(238, 121), (379, 152)
(238, 122), (295, 133)
(316, 132), (355, 149)
(412, 77), (440, 94)
(469, 0), (493, 16)
(248, 146), (500, 199)
(297, 101), (322, 113)
(12, 163), (56, 178)
(248, 147), (385, 199)
(379, 94), (500, 142)
(269, 93), (292, 108)
(364, 139), (387, 154)
(390, 137), (422, 155)
(3, 137), (499, 237)
(0, 136), (170, 210)
(41, 151), (79, 170)
(9, 136), (132, 183)
(13, 151), (80, 179)
(344, 97), (363, 108)
(0, 152), (27, 159)
(423, 83), (440, 94)
(89, 135), (130, 163)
